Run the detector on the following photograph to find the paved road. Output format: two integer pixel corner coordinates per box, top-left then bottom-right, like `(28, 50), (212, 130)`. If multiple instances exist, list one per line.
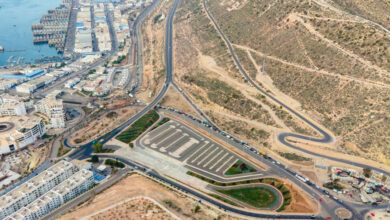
(66, 0), (177, 159)
(132, 0), (161, 93)
(201, 0), (390, 178)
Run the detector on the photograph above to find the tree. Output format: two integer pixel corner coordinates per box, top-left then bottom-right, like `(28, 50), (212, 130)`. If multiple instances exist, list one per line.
(91, 155), (99, 163)
(193, 205), (200, 213)
(363, 167), (372, 178)
(381, 175), (387, 182)
(93, 142), (103, 153)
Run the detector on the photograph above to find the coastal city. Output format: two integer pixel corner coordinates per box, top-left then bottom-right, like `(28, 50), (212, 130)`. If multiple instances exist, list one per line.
(0, 0), (389, 219)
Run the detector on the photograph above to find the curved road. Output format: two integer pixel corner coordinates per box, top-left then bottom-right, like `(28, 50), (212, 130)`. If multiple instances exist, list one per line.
(201, 0), (390, 177)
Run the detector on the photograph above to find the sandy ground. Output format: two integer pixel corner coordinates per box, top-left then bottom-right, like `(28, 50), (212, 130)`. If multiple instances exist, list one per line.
(281, 179), (319, 214)
(69, 106), (141, 146)
(58, 174), (242, 220)
(159, 85), (202, 118)
(86, 197), (179, 220)
(136, 0), (172, 103)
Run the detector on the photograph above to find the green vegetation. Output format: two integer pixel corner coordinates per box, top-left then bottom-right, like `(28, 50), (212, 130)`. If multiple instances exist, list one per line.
(363, 167), (372, 178)
(93, 142), (115, 153)
(104, 159), (125, 168)
(91, 155), (99, 163)
(42, 134), (54, 139)
(88, 69), (96, 74)
(208, 193), (241, 207)
(116, 110), (160, 143)
(153, 14), (162, 23)
(106, 111), (118, 118)
(277, 152), (312, 162)
(323, 179), (344, 191)
(153, 117), (170, 129)
(129, 143), (134, 148)
(224, 160), (256, 175)
(57, 141), (71, 157)
(217, 187), (277, 208)
(112, 55), (126, 65)
(193, 205), (200, 213)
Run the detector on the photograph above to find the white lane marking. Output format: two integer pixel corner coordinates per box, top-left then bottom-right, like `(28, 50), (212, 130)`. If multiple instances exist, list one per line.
(203, 149), (224, 168)
(209, 152), (229, 170)
(216, 156), (235, 172)
(191, 143), (213, 164)
(185, 141), (209, 163)
(197, 146), (219, 166)
(160, 133), (189, 152)
(169, 138), (199, 158)
(149, 125), (176, 143)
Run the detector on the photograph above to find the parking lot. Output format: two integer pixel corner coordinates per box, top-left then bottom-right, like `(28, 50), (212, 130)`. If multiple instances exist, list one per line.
(139, 119), (262, 178)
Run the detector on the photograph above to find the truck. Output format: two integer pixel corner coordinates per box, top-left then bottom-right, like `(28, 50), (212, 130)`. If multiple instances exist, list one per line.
(295, 174), (308, 183)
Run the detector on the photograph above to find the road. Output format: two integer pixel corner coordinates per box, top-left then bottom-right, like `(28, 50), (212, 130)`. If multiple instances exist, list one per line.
(132, 0), (161, 93)
(201, 0), (390, 178)
(51, 0), (385, 219)
(66, 0), (178, 159)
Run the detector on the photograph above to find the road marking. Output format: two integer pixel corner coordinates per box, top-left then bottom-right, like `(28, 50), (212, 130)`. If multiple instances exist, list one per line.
(169, 138), (199, 158)
(148, 125), (175, 143)
(150, 129), (181, 148)
(185, 141), (209, 163)
(203, 149), (224, 168)
(216, 156), (235, 173)
(191, 143), (213, 164)
(197, 146), (219, 166)
(159, 133), (189, 152)
(209, 152), (229, 170)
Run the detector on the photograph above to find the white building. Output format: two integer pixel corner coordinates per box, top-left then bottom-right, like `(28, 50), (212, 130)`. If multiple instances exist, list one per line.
(0, 116), (46, 155)
(1, 162), (94, 220)
(0, 161), (77, 219)
(34, 95), (65, 129)
(0, 95), (26, 117)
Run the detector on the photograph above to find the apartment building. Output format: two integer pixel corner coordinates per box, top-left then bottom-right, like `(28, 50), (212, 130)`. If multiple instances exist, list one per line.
(0, 95), (26, 117)
(5, 169), (94, 220)
(34, 95), (65, 129)
(0, 116), (46, 155)
(0, 161), (77, 219)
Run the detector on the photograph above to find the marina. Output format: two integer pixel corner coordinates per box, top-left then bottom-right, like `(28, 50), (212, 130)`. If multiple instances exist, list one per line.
(31, 0), (74, 53)
(0, 0), (63, 66)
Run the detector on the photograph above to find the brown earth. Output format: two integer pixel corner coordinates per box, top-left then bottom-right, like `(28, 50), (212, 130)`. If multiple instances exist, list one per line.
(59, 174), (243, 220)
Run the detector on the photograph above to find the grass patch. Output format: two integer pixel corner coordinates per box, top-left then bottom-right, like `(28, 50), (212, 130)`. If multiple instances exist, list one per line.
(224, 160), (256, 175)
(104, 159), (125, 168)
(152, 117), (170, 129)
(208, 193), (242, 207)
(277, 152), (312, 162)
(116, 110), (159, 143)
(217, 187), (277, 208)
(57, 141), (71, 157)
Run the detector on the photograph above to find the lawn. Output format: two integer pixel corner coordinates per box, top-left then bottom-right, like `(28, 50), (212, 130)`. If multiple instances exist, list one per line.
(217, 187), (277, 208)
(116, 110), (159, 143)
(224, 160), (256, 175)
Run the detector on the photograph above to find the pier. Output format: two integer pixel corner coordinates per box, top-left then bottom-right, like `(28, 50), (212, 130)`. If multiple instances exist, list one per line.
(31, 0), (73, 53)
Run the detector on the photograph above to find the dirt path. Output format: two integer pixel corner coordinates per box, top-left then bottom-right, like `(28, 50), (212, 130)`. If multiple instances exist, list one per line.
(312, 0), (390, 34)
(211, 110), (285, 133)
(233, 44), (390, 89)
(199, 54), (288, 129)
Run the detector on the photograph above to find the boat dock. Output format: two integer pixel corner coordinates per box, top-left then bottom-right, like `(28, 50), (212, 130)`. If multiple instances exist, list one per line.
(31, 0), (73, 53)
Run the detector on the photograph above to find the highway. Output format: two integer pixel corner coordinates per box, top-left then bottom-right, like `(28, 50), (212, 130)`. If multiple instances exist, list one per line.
(201, 0), (390, 178)
(56, 0), (385, 219)
(132, 0), (161, 93)
(66, 0), (179, 159)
